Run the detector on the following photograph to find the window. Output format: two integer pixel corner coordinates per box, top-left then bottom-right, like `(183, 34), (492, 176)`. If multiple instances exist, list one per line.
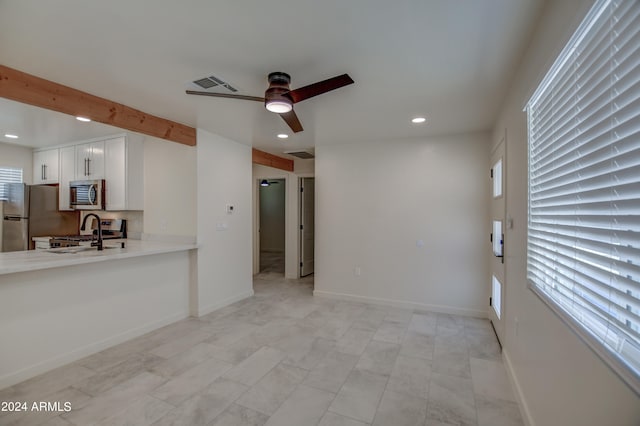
(526, 0), (640, 393)
(492, 158), (503, 198)
(492, 275), (502, 320)
(0, 166), (23, 200)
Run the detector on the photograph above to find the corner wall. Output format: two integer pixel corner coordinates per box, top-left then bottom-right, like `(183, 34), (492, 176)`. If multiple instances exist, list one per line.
(314, 134), (490, 316)
(196, 129), (253, 315)
(492, 0), (640, 424)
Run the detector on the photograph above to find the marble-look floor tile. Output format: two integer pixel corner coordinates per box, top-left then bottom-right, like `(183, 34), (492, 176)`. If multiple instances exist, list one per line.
(469, 358), (514, 402)
(433, 342), (471, 379)
(386, 354), (431, 398)
(41, 417), (74, 426)
(209, 404), (269, 426)
(475, 394), (523, 426)
(264, 384), (335, 426)
(235, 363), (308, 415)
(372, 321), (407, 345)
(303, 350), (359, 393)
(318, 411), (369, 426)
(6, 364), (95, 401)
(273, 334), (335, 370)
(62, 372), (166, 425)
(152, 378), (247, 426)
(150, 330), (213, 359)
(150, 342), (221, 378)
(335, 328), (375, 356)
(383, 308), (413, 325)
(355, 340), (400, 377)
(426, 373), (477, 426)
(223, 346), (285, 386)
(400, 332), (435, 360)
(328, 369), (388, 424)
(372, 389), (427, 426)
(466, 333), (501, 362)
(150, 357), (232, 406)
(408, 313), (437, 336)
(75, 352), (164, 396)
(97, 395), (173, 426)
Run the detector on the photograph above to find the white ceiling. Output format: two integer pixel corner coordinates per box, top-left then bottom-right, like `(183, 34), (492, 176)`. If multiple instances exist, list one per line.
(0, 0), (544, 156)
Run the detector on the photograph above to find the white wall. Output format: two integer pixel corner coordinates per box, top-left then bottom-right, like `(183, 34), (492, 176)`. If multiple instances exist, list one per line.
(0, 251), (192, 388)
(0, 142), (33, 185)
(196, 129), (253, 316)
(492, 0), (640, 424)
(259, 180), (285, 252)
(315, 134), (490, 316)
(143, 136), (197, 237)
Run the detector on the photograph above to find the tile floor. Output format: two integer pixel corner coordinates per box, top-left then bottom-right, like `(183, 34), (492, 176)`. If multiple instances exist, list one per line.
(0, 273), (524, 426)
(259, 251), (285, 274)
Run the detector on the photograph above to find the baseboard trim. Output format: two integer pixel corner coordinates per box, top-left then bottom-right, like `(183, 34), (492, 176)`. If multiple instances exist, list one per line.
(313, 290), (488, 318)
(197, 290), (254, 317)
(0, 310), (189, 390)
(503, 349), (535, 426)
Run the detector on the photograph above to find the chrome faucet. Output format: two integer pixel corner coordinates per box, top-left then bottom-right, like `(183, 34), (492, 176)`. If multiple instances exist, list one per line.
(80, 213), (103, 251)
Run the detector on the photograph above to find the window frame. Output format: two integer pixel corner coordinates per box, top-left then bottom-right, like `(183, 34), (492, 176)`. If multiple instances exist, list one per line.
(525, 0), (640, 395)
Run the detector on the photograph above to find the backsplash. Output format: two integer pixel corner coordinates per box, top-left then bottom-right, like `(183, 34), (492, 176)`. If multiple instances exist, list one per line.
(79, 211), (144, 239)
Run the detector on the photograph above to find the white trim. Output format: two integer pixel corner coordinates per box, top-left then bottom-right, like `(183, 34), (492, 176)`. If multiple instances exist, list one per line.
(313, 289), (488, 318)
(503, 349), (536, 426)
(0, 311), (188, 389)
(196, 289), (254, 317)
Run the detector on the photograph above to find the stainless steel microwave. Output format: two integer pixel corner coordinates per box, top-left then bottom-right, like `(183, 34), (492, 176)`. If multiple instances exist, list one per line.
(69, 179), (105, 210)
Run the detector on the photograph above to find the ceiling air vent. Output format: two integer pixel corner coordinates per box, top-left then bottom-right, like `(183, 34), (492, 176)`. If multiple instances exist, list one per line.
(284, 150), (315, 159)
(192, 75), (238, 92)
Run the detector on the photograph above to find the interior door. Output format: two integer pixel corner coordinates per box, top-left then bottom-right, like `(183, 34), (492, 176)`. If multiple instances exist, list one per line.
(300, 177), (315, 276)
(489, 136), (506, 346)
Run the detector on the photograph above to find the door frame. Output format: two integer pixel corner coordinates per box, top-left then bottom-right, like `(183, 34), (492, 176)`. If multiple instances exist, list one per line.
(489, 130), (507, 347)
(253, 176), (288, 275)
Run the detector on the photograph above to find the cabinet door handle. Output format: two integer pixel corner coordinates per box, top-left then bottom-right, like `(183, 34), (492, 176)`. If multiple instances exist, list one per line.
(87, 158), (91, 176)
(43, 164), (47, 181)
(41, 164), (44, 180)
(84, 158), (88, 176)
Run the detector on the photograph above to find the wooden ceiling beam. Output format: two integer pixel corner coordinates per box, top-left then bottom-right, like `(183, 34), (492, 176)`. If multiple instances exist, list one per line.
(252, 148), (294, 172)
(0, 64), (196, 146)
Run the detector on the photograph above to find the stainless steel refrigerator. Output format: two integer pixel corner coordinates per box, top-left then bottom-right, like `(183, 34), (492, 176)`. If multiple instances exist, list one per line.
(2, 184), (79, 252)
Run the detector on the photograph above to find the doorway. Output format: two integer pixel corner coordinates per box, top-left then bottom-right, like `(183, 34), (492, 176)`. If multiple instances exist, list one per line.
(259, 179), (285, 274)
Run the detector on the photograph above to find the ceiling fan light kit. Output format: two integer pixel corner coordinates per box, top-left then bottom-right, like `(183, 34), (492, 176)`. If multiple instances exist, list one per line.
(186, 71), (354, 133)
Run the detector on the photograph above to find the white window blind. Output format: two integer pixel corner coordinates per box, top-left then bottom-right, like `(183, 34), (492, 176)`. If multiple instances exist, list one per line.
(526, 0), (640, 393)
(0, 167), (23, 200)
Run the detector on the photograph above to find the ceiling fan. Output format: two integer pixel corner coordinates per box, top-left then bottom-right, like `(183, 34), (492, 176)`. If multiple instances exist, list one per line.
(186, 72), (354, 133)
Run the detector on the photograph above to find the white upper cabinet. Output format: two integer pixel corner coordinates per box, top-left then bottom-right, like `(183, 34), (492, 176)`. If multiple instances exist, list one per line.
(58, 146), (76, 211)
(75, 140), (105, 180)
(32, 148), (59, 184)
(104, 135), (144, 211)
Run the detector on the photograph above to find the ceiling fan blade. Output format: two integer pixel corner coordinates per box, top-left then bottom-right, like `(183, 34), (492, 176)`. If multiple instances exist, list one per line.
(287, 74), (354, 104)
(280, 109), (304, 133)
(186, 90), (265, 102)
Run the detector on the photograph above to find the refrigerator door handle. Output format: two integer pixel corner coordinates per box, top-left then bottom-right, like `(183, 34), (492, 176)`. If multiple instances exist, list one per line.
(4, 216), (24, 221)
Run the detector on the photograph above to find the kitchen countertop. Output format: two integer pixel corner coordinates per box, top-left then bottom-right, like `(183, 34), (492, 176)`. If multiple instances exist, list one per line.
(0, 239), (197, 275)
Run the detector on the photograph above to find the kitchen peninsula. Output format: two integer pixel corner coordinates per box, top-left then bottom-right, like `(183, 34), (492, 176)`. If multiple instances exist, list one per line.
(0, 239), (197, 389)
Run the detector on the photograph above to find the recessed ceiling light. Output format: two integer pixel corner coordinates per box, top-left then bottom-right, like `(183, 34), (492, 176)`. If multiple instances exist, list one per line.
(411, 117), (426, 124)
(76, 116), (92, 122)
(277, 134), (289, 139)
(4, 134), (19, 139)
